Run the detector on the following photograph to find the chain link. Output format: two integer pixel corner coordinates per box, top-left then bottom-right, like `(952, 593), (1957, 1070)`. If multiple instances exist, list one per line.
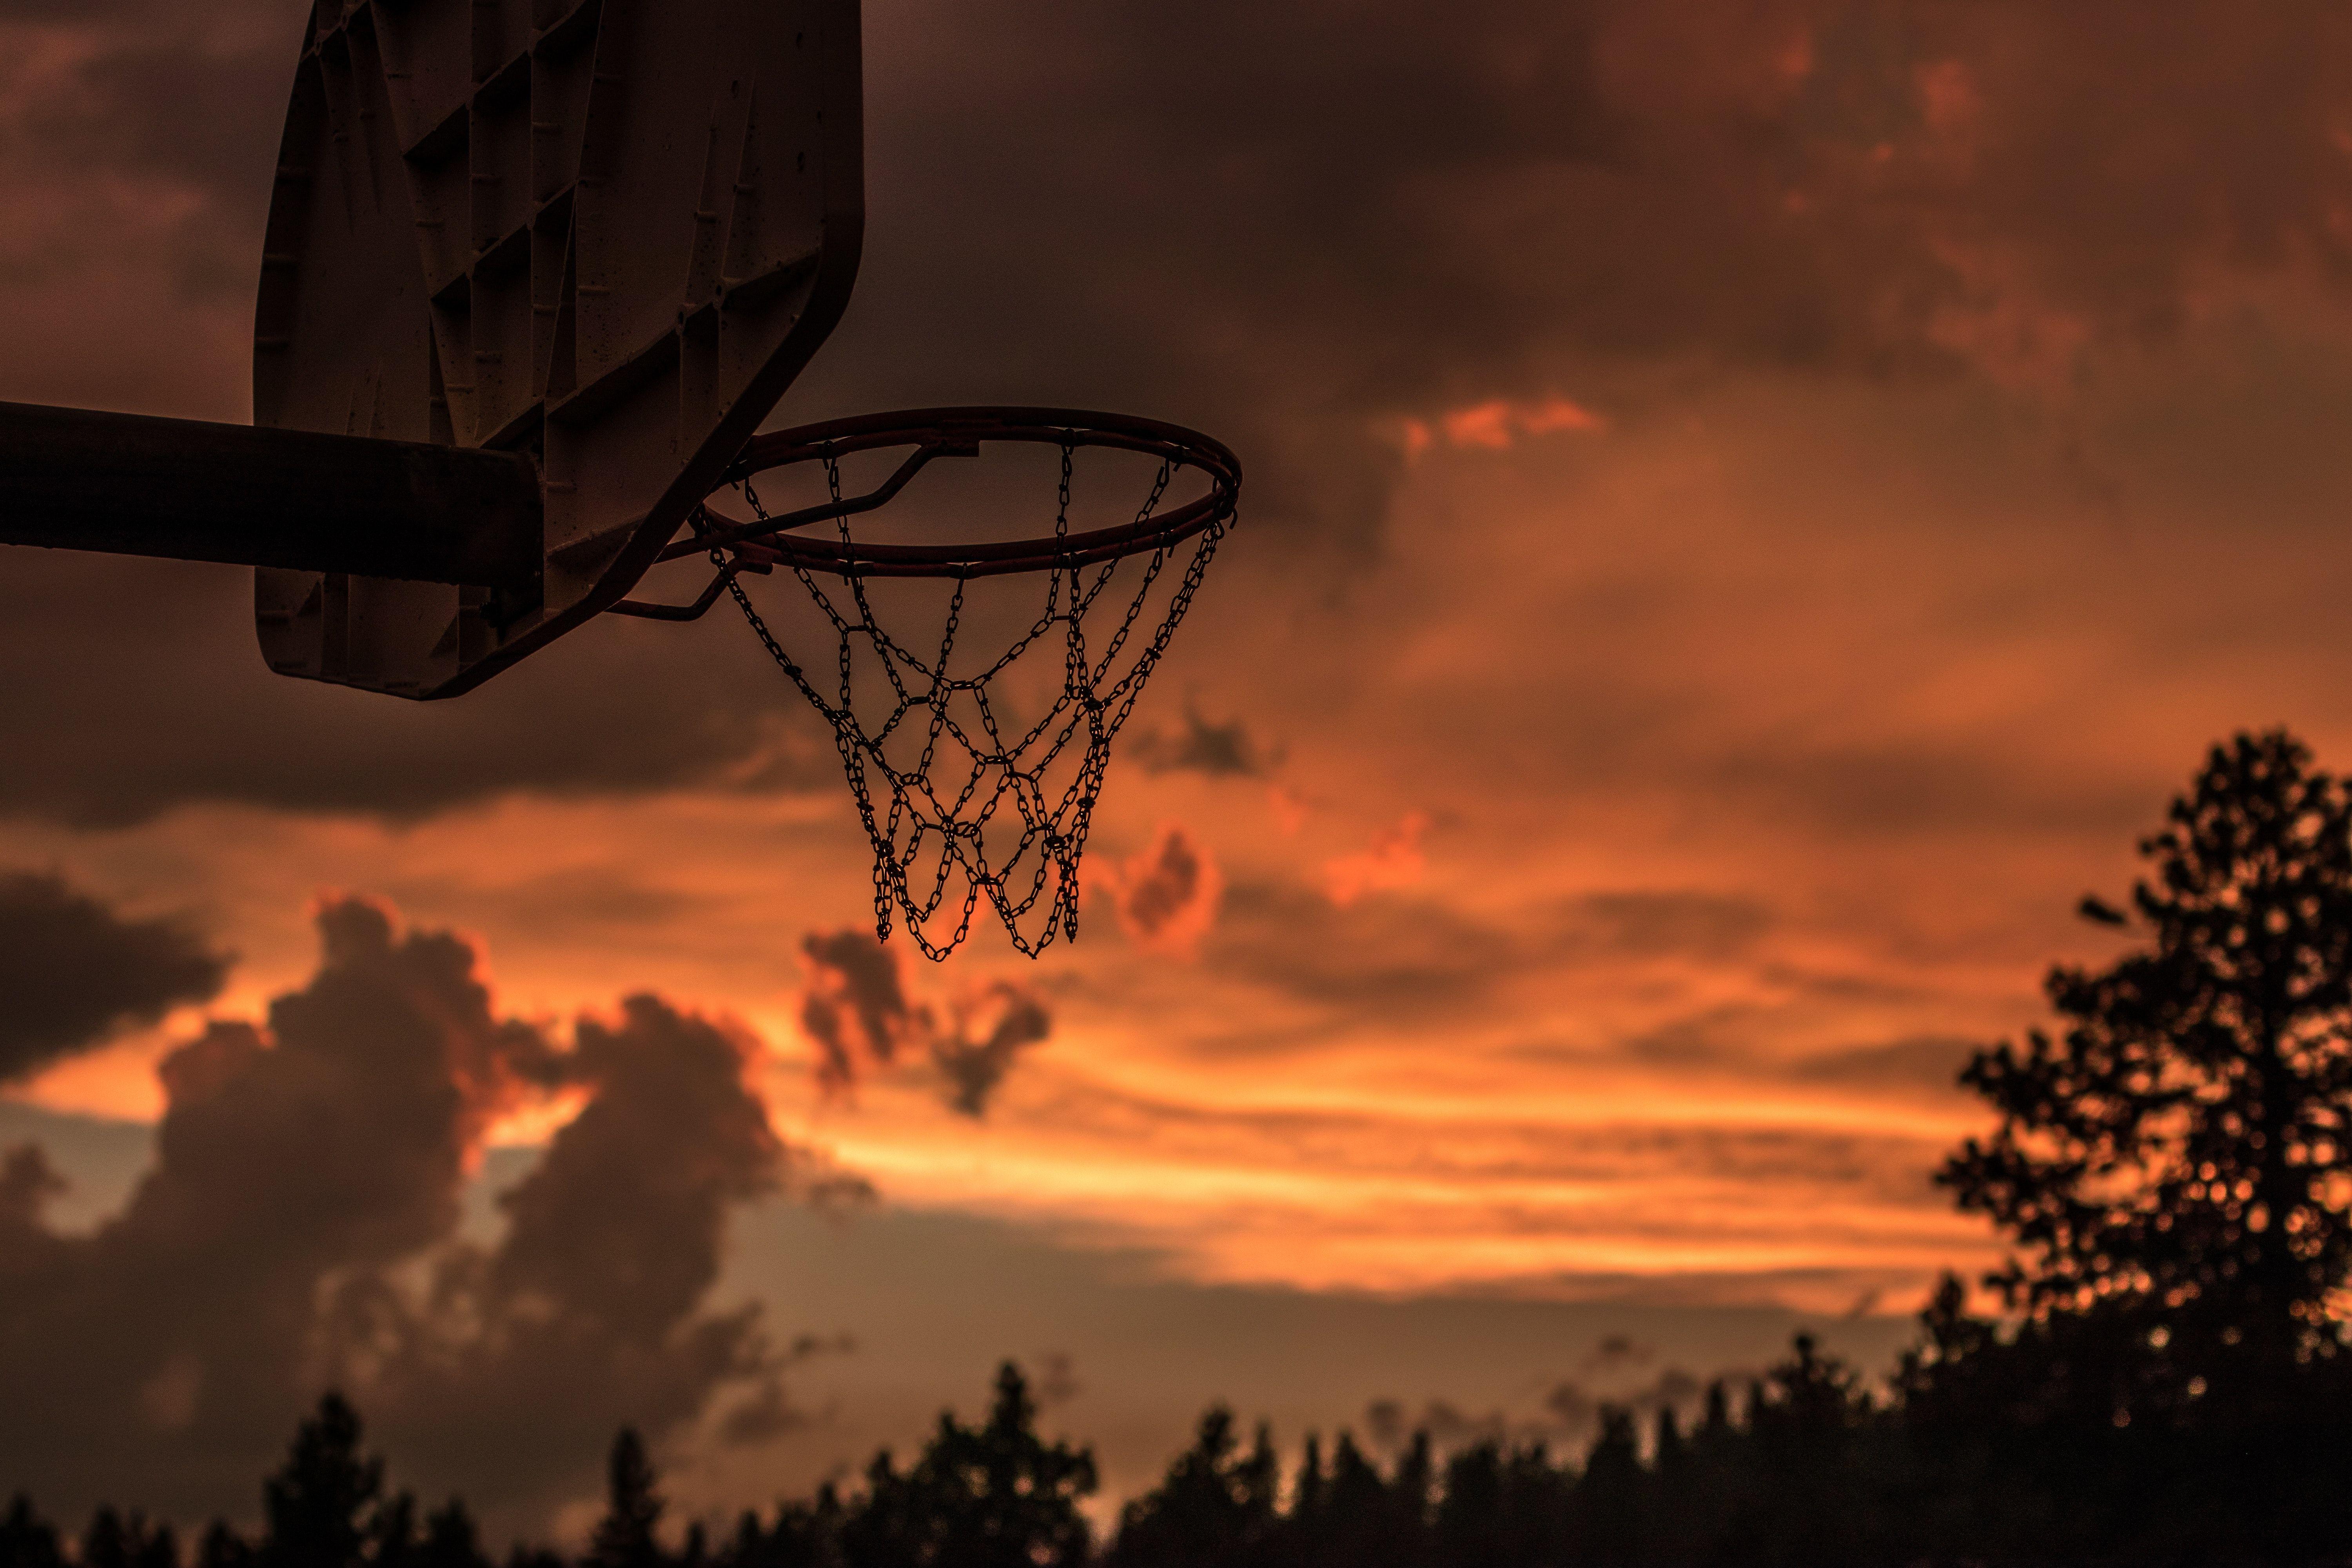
(717, 440), (1228, 959)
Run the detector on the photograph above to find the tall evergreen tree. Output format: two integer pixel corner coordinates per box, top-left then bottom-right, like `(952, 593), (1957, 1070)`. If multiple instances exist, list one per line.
(1940, 730), (2352, 1387)
(1381, 1432), (1434, 1568)
(370, 1494), (418, 1568)
(747, 1483), (847, 1568)
(1303, 1433), (1397, 1568)
(1103, 1407), (1276, 1568)
(193, 1523), (254, 1568)
(1570, 1408), (1644, 1568)
(586, 1431), (666, 1568)
(82, 1510), (177, 1568)
(838, 1363), (1094, 1568)
(262, 1395), (384, 1568)
(1429, 1440), (1564, 1568)
(416, 1503), (491, 1568)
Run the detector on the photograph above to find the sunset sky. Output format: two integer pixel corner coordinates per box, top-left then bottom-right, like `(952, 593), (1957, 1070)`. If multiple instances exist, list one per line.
(9, 0), (2352, 1543)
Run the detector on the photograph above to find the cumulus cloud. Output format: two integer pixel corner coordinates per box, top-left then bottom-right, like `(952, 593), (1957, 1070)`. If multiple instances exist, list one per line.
(347, 993), (787, 1490)
(0, 897), (800, 1528)
(797, 931), (1053, 1117)
(0, 870), (227, 1083)
(1105, 826), (1223, 957)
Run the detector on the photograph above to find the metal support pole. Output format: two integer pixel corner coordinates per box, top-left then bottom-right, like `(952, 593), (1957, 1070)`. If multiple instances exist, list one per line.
(0, 401), (543, 588)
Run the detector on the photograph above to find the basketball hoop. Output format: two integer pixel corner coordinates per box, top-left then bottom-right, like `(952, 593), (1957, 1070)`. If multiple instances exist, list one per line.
(613, 408), (1241, 960)
(0, 1), (1252, 963)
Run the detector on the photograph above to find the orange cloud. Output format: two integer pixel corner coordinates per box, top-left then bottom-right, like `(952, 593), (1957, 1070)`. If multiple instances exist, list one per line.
(1392, 396), (1607, 462)
(1321, 812), (1433, 907)
(1516, 396), (1610, 436)
(1445, 396), (1608, 452)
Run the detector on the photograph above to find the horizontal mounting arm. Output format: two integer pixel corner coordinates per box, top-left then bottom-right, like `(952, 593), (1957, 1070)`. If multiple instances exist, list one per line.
(0, 400), (543, 588)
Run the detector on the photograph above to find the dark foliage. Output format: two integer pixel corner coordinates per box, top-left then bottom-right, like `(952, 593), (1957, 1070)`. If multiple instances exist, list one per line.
(81, 1510), (177, 1568)
(586, 1435), (664, 1568)
(833, 1363), (1095, 1568)
(260, 1394), (384, 1568)
(1942, 730), (2352, 1377)
(1101, 1408), (1277, 1568)
(0, 1499), (64, 1568)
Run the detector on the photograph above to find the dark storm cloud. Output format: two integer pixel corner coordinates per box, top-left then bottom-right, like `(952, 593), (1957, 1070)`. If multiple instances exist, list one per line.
(0, 554), (836, 827)
(828, 0), (2352, 531)
(0, 870), (227, 1083)
(0, 0), (300, 292)
(0, 898), (797, 1528)
(1129, 710), (1276, 779)
(797, 930), (1054, 1116)
(799, 929), (921, 1092)
(930, 982), (1052, 1119)
(1107, 825), (1223, 956)
(7, 0), (2352, 823)
(346, 994), (789, 1493)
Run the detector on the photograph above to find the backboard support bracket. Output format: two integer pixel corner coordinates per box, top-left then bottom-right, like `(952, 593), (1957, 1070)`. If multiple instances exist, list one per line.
(0, 400), (542, 588)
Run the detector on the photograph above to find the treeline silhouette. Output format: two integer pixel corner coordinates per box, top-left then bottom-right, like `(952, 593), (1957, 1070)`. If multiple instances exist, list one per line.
(12, 729), (2352, 1566)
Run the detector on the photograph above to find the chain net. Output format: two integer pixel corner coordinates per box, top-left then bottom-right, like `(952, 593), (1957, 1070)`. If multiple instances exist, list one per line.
(703, 441), (1229, 960)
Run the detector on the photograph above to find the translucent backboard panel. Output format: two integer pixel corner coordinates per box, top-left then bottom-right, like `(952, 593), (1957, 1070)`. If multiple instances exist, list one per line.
(252, 0), (863, 698)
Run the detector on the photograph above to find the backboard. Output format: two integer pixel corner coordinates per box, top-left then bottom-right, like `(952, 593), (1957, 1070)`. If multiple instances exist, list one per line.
(251, 0), (864, 698)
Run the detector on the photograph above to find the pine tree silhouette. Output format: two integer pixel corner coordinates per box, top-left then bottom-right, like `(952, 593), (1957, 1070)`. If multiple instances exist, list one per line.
(838, 1363), (1094, 1568)
(1103, 1407), (1277, 1568)
(1917, 730), (2352, 1559)
(1570, 1406), (1643, 1567)
(1942, 730), (2352, 1385)
(416, 1503), (490, 1568)
(739, 1483), (846, 1568)
(193, 1521), (254, 1568)
(1430, 1440), (1566, 1568)
(370, 1493), (417, 1568)
(586, 1432), (666, 1568)
(262, 1395), (384, 1568)
(81, 1509), (178, 1568)
(1383, 1431), (1432, 1568)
